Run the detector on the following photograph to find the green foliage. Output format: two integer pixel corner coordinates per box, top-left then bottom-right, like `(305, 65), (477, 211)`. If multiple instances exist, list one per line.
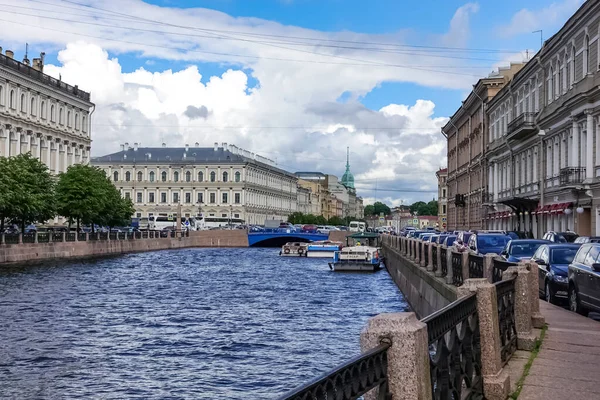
(410, 200), (438, 216)
(327, 216), (345, 226)
(364, 201), (391, 216)
(287, 212), (348, 226)
(100, 188), (136, 228)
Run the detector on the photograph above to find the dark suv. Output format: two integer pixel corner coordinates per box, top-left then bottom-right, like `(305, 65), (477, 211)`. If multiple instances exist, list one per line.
(542, 231), (579, 243)
(568, 243), (600, 316)
(467, 233), (511, 255)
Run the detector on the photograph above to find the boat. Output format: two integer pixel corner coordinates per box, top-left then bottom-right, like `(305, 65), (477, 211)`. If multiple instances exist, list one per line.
(328, 246), (381, 272)
(306, 240), (344, 258)
(280, 242), (308, 257)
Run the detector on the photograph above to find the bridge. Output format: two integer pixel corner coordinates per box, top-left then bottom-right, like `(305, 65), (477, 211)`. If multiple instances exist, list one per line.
(247, 231), (329, 247)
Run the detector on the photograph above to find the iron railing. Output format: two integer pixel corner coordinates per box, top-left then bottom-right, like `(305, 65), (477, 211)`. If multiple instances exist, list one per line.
(507, 112), (535, 134)
(22, 233), (36, 244)
(88, 233), (98, 241)
(424, 243), (429, 266)
(422, 294), (482, 400)
(432, 245), (438, 271)
(468, 254), (484, 279)
(52, 232), (64, 242)
(4, 234), (19, 244)
(277, 341), (391, 400)
(77, 233), (87, 241)
(418, 242), (422, 260)
(109, 232), (117, 240)
(99, 232), (109, 240)
(142, 231), (149, 239)
(117, 232), (126, 240)
(37, 232), (50, 243)
(66, 232), (76, 242)
(492, 259), (517, 283)
(135, 231), (142, 239)
(451, 252), (463, 286)
(559, 167), (586, 185)
(440, 248), (448, 277)
(495, 276), (518, 365)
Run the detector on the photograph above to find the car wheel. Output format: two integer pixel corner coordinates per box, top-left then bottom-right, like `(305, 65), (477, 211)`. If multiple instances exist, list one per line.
(545, 282), (555, 304)
(569, 286), (589, 316)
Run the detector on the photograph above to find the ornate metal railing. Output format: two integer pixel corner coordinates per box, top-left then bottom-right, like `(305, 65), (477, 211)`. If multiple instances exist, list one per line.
(22, 233), (36, 244)
(468, 254), (484, 279)
(451, 252), (463, 286)
(99, 232), (109, 241)
(277, 341), (391, 400)
(135, 231), (142, 239)
(142, 231), (149, 239)
(37, 232), (50, 243)
(424, 243), (429, 265)
(559, 167), (586, 186)
(432, 245), (438, 271)
(492, 259), (516, 283)
(440, 248), (448, 277)
(66, 232), (76, 242)
(495, 276), (518, 365)
(117, 232), (126, 240)
(88, 233), (98, 241)
(109, 232), (117, 240)
(77, 233), (87, 241)
(52, 232), (64, 242)
(418, 241), (422, 259)
(4, 234), (20, 244)
(422, 294), (482, 400)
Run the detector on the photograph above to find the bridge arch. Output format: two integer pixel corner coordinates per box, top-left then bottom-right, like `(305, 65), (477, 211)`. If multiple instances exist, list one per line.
(248, 232), (329, 247)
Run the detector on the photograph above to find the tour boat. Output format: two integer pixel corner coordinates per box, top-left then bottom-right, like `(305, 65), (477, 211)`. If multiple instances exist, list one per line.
(280, 242), (308, 257)
(328, 246), (381, 272)
(306, 240), (344, 258)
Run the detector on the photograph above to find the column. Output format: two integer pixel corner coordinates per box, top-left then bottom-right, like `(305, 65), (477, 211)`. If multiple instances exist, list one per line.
(571, 119), (579, 167)
(586, 111), (594, 179)
(15, 130), (21, 155)
(493, 162), (498, 201)
(596, 120), (600, 174)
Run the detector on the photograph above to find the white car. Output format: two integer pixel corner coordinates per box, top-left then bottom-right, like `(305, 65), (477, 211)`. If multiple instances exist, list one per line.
(317, 226), (330, 234)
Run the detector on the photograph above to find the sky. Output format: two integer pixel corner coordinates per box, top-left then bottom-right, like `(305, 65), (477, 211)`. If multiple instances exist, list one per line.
(0, 0), (585, 206)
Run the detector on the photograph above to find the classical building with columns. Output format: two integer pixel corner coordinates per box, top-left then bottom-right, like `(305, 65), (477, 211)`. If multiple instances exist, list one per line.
(0, 47), (93, 171)
(91, 142), (298, 225)
(484, 0), (600, 237)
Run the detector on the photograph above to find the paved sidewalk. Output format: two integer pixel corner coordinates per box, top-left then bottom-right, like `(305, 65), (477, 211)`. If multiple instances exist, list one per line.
(519, 301), (600, 399)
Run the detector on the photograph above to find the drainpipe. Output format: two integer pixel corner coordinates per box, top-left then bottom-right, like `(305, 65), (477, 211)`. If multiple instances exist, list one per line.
(449, 121), (460, 230)
(534, 55), (547, 238)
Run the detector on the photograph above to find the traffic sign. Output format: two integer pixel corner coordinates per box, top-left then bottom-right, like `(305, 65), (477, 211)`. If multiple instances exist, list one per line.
(168, 214), (174, 221)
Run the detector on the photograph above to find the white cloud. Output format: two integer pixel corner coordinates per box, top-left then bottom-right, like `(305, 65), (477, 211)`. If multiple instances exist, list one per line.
(497, 0), (583, 38)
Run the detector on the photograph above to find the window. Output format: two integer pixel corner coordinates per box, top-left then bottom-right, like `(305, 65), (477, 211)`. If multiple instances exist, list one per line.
(160, 192), (167, 203)
(234, 213), (240, 218)
(442, 204), (447, 214)
(67, 111), (71, 127)
(9, 90), (14, 109)
(41, 101), (46, 119)
(173, 192), (179, 203)
(59, 108), (64, 125)
(174, 171), (179, 182)
(0, 86), (2, 106)
(442, 188), (446, 198)
(30, 98), (36, 116)
(186, 171), (191, 182)
(113, 171), (119, 181)
(137, 171), (143, 181)
(210, 193), (216, 203)
(136, 213), (142, 218)
(235, 171), (241, 182)
(222, 213), (227, 218)
(124, 192), (131, 200)
(75, 114), (80, 130)
(82, 116), (86, 132)
(125, 171), (131, 182)
(223, 171), (228, 182)
(198, 171), (204, 182)
(149, 171), (155, 182)
(574, 245), (591, 264)
(197, 192), (203, 203)
(137, 193), (142, 203)
(185, 193), (191, 203)
(20, 94), (25, 112)
(222, 193), (228, 203)
(161, 171), (167, 182)
(149, 192), (155, 203)
(50, 104), (55, 121)
(234, 193), (241, 204)
(210, 171), (216, 182)
(584, 35), (590, 76)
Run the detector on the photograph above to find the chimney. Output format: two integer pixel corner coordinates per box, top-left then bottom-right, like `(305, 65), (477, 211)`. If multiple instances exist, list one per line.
(222, 142), (227, 149)
(23, 56), (30, 66)
(39, 52), (45, 72)
(185, 144), (189, 152)
(183, 151), (187, 159)
(5, 50), (13, 59)
(214, 142), (218, 151)
(120, 144), (125, 151)
(124, 142), (129, 149)
(133, 142), (138, 151)
(195, 142), (199, 147)
(162, 143), (166, 148)
(32, 58), (41, 71)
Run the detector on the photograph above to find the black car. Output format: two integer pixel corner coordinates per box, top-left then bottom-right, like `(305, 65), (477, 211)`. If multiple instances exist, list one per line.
(532, 243), (580, 304)
(542, 231), (579, 243)
(568, 243), (600, 316)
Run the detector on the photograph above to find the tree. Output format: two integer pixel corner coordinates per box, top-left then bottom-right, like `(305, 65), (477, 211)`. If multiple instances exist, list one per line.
(287, 212), (305, 225)
(100, 188), (135, 229)
(328, 216), (345, 226)
(364, 201), (391, 216)
(3, 153), (55, 232)
(409, 200), (438, 216)
(55, 165), (110, 231)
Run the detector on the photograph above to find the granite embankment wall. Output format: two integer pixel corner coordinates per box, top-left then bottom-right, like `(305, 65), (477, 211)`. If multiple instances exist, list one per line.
(0, 230), (249, 265)
(382, 240), (457, 318)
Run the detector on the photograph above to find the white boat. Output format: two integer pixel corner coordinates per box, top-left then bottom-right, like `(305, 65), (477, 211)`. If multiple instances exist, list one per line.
(328, 246), (381, 272)
(306, 240), (343, 258)
(280, 242), (308, 257)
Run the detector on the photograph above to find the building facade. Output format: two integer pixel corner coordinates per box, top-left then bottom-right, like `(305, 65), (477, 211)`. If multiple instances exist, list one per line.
(0, 47), (93, 171)
(485, 0), (600, 237)
(436, 168), (448, 230)
(92, 143), (298, 225)
(443, 64), (525, 231)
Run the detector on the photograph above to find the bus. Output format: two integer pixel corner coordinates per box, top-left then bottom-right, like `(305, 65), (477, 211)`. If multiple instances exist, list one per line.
(148, 215), (197, 231)
(196, 216), (245, 230)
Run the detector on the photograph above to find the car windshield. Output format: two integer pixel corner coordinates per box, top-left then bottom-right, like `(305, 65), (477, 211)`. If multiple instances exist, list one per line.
(509, 242), (545, 257)
(445, 236), (456, 246)
(477, 235), (510, 248)
(550, 248), (579, 264)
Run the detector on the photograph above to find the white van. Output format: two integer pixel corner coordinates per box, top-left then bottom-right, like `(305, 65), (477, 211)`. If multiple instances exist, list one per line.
(349, 221), (366, 232)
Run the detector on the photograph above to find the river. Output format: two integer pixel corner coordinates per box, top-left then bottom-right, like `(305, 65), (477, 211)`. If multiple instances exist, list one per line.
(0, 248), (408, 399)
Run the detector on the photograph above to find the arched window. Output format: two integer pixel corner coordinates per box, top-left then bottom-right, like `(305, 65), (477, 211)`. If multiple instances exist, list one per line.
(198, 171), (204, 182)
(161, 171), (167, 182)
(149, 171), (155, 182)
(113, 171), (119, 181)
(137, 171), (143, 181)
(59, 108), (64, 125)
(174, 171), (179, 182)
(235, 171), (241, 182)
(50, 104), (55, 122)
(185, 171), (191, 182)
(223, 171), (228, 182)
(570, 45), (576, 85)
(41, 101), (46, 119)
(563, 53), (568, 92)
(75, 114), (80, 130)
(30, 97), (36, 116)
(0, 86), (3, 106)
(20, 94), (26, 112)
(67, 111), (71, 127)
(125, 171), (131, 182)
(9, 90), (14, 109)
(210, 171), (216, 182)
(584, 35), (590, 75)
(547, 67), (553, 104)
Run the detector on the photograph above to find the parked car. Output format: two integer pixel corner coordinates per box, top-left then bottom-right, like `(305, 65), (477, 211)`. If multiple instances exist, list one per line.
(302, 224), (318, 233)
(316, 226), (330, 234)
(443, 235), (457, 247)
(532, 243), (581, 304)
(467, 233), (511, 255)
(420, 233), (435, 242)
(574, 236), (600, 244)
(568, 243), (600, 315)
(542, 231), (579, 243)
(501, 239), (549, 262)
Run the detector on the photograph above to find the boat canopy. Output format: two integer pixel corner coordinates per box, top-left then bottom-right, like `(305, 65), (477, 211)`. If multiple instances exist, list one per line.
(345, 232), (380, 247)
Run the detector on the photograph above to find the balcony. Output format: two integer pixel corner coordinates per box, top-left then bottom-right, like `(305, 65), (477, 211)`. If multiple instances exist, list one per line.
(507, 112), (536, 140)
(559, 167), (586, 186)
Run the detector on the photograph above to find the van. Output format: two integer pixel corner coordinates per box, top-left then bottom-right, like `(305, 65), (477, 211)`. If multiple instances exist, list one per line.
(349, 221), (365, 232)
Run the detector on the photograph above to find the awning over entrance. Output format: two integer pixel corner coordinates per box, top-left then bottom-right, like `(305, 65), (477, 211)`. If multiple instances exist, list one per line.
(498, 197), (539, 212)
(532, 202), (573, 215)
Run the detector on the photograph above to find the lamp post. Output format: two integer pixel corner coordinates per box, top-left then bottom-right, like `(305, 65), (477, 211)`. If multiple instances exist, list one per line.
(229, 205), (233, 229)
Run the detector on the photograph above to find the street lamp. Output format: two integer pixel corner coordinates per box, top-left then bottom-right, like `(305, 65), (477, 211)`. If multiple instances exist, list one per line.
(229, 204), (233, 229)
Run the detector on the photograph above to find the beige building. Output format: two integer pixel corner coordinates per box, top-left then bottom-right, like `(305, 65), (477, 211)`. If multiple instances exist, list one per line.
(0, 47), (94, 170)
(297, 177), (324, 216)
(92, 142), (298, 225)
(436, 168), (448, 230)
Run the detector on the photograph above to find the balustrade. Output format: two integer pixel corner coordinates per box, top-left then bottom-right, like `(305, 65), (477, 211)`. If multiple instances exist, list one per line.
(52, 232), (64, 242)
(492, 259), (516, 283)
(495, 276), (518, 365)
(77, 233), (87, 241)
(22, 233), (35, 244)
(451, 252), (463, 286)
(468, 254), (484, 279)
(37, 232), (50, 243)
(440, 248), (448, 277)
(66, 232), (76, 242)
(432, 245), (438, 272)
(423, 243), (429, 266)
(99, 232), (109, 240)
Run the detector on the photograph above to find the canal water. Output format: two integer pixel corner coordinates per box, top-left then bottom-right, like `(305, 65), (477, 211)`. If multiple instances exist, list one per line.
(0, 248), (408, 399)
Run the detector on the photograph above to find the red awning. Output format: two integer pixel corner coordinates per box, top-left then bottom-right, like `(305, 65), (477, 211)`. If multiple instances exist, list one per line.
(550, 202), (573, 214)
(532, 205), (542, 215)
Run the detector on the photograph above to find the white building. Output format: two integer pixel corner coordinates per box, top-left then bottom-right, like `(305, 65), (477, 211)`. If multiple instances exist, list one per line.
(91, 142), (298, 225)
(0, 47), (93, 171)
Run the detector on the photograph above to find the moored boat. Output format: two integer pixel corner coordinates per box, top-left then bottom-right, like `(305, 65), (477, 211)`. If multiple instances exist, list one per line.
(280, 242), (308, 257)
(306, 240), (343, 258)
(328, 246), (381, 272)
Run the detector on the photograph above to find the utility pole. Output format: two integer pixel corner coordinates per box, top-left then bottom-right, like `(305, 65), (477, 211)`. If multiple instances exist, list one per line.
(533, 30), (543, 49)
